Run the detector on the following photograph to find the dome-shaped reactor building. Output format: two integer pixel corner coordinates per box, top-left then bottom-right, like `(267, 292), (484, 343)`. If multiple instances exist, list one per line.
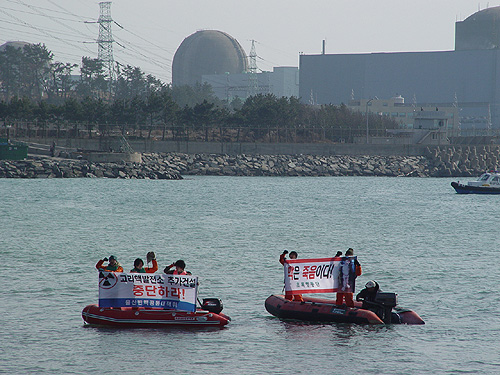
(455, 6), (500, 50)
(172, 30), (248, 86)
(0, 41), (31, 52)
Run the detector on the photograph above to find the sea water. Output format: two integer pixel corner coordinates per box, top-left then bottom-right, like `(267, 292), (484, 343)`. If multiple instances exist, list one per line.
(1, 176), (499, 374)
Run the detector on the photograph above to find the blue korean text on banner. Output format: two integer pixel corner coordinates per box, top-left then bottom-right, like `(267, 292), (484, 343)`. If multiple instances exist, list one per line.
(98, 271), (198, 312)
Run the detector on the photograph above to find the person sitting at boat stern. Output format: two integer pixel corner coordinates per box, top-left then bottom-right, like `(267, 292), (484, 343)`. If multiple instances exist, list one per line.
(130, 252), (158, 273)
(336, 248), (362, 307)
(164, 260), (191, 275)
(355, 280), (399, 323)
(356, 280), (380, 309)
(96, 255), (123, 272)
(279, 250), (304, 302)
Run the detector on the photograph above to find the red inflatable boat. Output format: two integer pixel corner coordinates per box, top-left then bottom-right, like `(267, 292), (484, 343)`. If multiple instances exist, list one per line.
(265, 294), (424, 325)
(82, 298), (230, 328)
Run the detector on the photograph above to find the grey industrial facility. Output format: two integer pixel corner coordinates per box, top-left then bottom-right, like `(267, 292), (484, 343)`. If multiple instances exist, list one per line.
(299, 6), (500, 132)
(172, 30), (248, 87)
(202, 67), (299, 101)
(172, 30), (299, 100)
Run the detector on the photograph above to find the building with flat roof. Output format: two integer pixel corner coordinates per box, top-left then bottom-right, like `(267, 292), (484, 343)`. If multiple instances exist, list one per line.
(202, 66), (299, 101)
(299, 6), (500, 131)
(348, 95), (460, 130)
(348, 96), (458, 145)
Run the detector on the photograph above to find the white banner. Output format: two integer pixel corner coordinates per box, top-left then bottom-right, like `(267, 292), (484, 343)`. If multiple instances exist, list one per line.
(98, 272), (198, 312)
(283, 257), (357, 294)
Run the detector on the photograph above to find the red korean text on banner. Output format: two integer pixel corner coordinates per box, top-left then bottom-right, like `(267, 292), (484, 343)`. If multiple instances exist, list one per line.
(283, 256), (357, 295)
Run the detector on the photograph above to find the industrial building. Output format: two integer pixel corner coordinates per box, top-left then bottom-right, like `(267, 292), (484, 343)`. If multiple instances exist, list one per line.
(172, 30), (249, 87)
(299, 6), (500, 132)
(0, 41), (31, 51)
(172, 30), (299, 101)
(201, 66), (299, 101)
(348, 96), (459, 145)
(348, 95), (459, 130)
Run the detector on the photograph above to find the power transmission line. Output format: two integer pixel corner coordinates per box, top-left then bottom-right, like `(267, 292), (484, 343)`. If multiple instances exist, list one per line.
(0, 7), (95, 55)
(1, 0), (175, 83)
(13, 0), (95, 40)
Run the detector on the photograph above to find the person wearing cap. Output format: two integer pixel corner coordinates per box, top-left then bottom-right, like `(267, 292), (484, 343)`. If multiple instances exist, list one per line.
(96, 255), (123, 272)
(336, 248), (362, 307)
(130, 252), (158, 273)
(279, 250), (304, 302)
(163, 260), (191, 275)
(356, 280), (380, 309)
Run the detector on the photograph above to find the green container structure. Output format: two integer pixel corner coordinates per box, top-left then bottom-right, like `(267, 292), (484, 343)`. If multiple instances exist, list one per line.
(0, 138), (28, 160)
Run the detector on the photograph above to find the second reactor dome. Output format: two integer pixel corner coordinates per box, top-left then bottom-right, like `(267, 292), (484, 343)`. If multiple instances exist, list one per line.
(455, 6), (500, 50)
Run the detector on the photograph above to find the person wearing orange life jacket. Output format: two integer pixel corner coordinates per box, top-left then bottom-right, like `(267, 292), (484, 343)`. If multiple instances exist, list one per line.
(280, 250), (304, 302)
(130, 252), (158, 273)
(336, 248), (362, 307)
(163, 260), (192, 275)
(96, 255), (123, 272)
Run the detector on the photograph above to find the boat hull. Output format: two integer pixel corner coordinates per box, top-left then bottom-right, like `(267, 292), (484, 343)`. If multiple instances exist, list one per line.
(265, 295), (424, 325)
(451, 181), (500, 194)
(82, 304), (230, 328)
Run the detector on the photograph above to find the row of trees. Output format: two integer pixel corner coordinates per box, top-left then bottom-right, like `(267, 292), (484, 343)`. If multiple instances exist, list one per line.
(0, 43), (398, 143)
(0, 92), (398, 143)
(0, 43), (225, 107)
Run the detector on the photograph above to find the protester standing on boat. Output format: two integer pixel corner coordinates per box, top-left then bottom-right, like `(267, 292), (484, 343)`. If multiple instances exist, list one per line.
(280, 250), (304, 302)
(279, 249), (298, 265)
(130, 252), (158, 273)
(356, 280), (380, 309)
(335, 248), (362, 307)
(164, 260), (191, 275)
(96, 255), (123, 272)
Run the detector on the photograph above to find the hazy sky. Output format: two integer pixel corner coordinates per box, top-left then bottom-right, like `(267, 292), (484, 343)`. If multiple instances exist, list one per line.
(1, 0), (499, 83)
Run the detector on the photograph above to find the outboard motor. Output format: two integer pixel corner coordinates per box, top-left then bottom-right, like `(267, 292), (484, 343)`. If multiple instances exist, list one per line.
(373, 292), (398, 324)
(201, 298), (223, 314)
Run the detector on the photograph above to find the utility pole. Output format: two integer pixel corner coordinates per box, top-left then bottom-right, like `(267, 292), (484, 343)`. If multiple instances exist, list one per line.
(454, 92), (461, 137)
(366, 98), (374, 144)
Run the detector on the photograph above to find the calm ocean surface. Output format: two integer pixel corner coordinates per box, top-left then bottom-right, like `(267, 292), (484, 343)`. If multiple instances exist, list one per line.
(1, 176), (500, 374)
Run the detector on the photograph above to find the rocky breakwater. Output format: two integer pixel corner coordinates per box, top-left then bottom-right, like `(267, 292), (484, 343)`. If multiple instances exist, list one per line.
(8, 148), (496, 179)
(425, 146), (500, 177)
(143, 153), (430, 177)
(0, 157), (182, 179)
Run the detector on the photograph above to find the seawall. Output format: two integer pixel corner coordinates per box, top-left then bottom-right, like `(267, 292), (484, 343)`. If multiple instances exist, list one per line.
(19, 137), (428, 156)
(0, 157), (182, 179)
(2, 143), (500, 179)
(424, 145), (500, 177)
(146, 153), (429, 177)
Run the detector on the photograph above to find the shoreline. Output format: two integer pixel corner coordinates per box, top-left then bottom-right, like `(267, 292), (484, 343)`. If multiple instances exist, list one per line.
(0, 149), (493, 179)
